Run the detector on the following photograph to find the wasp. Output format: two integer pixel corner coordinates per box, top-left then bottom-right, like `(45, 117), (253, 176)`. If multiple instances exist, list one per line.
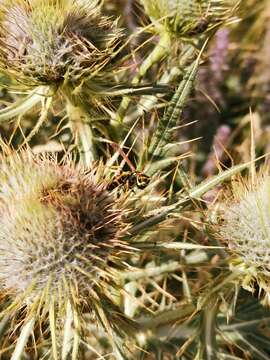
(107, 171), (150, 191)
(106, 143), (150, 191)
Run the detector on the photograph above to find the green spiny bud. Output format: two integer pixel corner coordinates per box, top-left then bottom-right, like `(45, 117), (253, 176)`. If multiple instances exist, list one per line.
(140, 0), (239, 38)
(0, 0), (122, 86)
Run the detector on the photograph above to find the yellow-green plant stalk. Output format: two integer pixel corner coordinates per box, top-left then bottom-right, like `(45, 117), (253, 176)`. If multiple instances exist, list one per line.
(115, 31), (171, 122)
(0, 0), (123, 164)
(212, 171), (270, 303)
(0, 148), (136, 358)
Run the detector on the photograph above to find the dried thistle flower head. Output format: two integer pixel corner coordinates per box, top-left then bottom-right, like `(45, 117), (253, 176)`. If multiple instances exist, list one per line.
(141, 0), (238, 38)
(0, 149), (134, 357)
(213, 172), (270, 298)
(0, 0), (122, 86)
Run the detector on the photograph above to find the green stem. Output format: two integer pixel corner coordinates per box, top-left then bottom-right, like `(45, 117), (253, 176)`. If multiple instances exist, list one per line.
(138, 303), (196, 330)
(66, 101), (97, 167)
(115, 32), (171, 123)
(121, 261), (182, 281)
(126, 44), (195, 130)
(197, 299), (219, 360)
(124, 66), (181, 126)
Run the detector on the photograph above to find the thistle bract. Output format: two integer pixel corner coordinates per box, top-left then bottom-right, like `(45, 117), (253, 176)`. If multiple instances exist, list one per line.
(141, 0), (238, 38)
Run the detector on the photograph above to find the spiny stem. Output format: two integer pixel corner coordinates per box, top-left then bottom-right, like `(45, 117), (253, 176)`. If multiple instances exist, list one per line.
(198, 299), (219, 360)
(66, 101), (97, 167)
(126, 43), (195, 129)
(138, 303), (196, 330)
(121, 261), (182, 281)
(123, 66), (181, 126)
(115, 32), (171, 123)
(130, 46), (196, 138)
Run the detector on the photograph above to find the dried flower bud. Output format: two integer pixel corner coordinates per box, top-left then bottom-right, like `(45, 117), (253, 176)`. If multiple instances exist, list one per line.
(0, 0), (122, 85)
(140, 0), (238, 38)
(0, 149), (134, 356)
(212, 172), (270, 297)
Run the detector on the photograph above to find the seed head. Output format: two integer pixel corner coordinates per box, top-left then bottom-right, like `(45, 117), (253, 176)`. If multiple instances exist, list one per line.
(0, 0), (122, 86)
(0, 149), (134, 356)
(213, 172), (270, 297)
(140, 0), (238, 38)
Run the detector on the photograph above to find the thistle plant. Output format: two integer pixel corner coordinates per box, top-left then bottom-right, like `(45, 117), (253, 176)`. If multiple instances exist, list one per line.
(0, 148), (137, 359)
(0, 1), (269, 359)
